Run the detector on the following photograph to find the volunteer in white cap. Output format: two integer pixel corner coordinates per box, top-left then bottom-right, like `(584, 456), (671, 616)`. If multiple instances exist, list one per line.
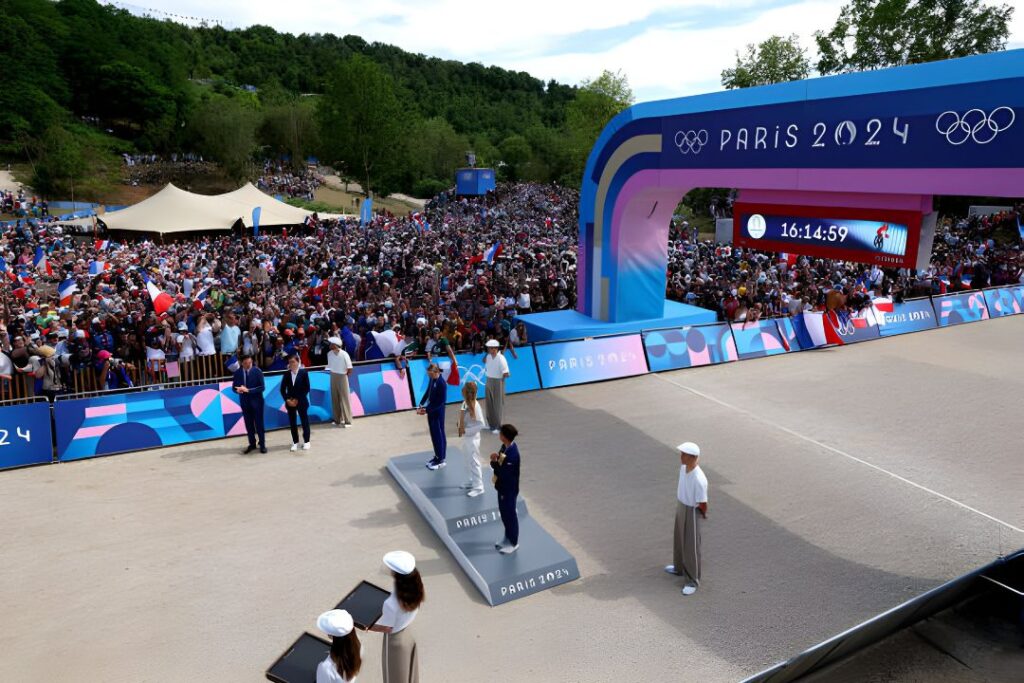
(326, 336), (353, 427)
(369, 551), (423, 683)
(316, 609), (362, 682)
(664, 441), (708, 596)
(483, 338), (510, 434)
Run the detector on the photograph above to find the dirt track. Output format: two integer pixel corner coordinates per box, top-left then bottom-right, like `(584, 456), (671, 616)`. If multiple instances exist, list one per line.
(1, 316), (1020, 681)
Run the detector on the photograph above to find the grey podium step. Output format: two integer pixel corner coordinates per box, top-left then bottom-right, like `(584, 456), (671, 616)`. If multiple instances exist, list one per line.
(387, 450), (580, 606)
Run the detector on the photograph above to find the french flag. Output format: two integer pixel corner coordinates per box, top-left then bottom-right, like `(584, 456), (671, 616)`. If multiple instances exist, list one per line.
(34, 246), (53, 277)
(58, 277), (79, 306)
(411, 212), (430, 232)
(89, 261), (110, 276)
(484, 242), (503, 264)
(192, 286), (210, 311)
(310, 274), (323, 291)
(95, 239), (110, 251)
(142, 272), (174, 315)
(792, 311), (843, 348)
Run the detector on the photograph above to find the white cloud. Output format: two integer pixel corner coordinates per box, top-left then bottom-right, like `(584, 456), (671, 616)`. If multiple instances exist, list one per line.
(128, 0), (1024, 100)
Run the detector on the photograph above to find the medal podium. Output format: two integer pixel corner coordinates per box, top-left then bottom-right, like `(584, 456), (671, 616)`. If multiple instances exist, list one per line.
(387, 450), (579, 605)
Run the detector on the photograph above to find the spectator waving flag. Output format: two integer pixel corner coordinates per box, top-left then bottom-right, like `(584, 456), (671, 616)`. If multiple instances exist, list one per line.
(34, 246), (53, 277)
(411, 212), (431, 232)
(95, 239), (110, 251)
(58, 277), (79, 306)
(89, 261), (110, 276)
(192, 285), (210, 311)
(484, 241), (503, 264)
(142, 272), (174, 315)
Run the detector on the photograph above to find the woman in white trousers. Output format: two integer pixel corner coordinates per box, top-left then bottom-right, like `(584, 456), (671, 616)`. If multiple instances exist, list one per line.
(458, 380), (487, 497)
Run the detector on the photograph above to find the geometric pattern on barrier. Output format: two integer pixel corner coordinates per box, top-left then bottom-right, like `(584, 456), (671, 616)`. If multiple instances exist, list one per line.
(983, 285), (1024, 318)
(730, 320), (789, 360)
(55, 363), (413, 461)
(935, 291), (990, 327)
(643, 323), (738, 371)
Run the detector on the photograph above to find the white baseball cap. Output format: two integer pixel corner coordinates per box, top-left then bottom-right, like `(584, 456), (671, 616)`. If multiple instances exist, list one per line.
(677, 442), (701, 457)
(327, 336), (343, 347)
(383, 550), (416, 575)
(485, 339), (500, 348)
(317, 609), (354, 637)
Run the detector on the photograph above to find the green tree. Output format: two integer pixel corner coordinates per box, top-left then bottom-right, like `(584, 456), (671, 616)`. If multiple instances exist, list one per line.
(564, 70), (634, 184)
(721, 35), (810, 89)
(32, 125), (84, 196)
(407, 117), (468, 185)
(318, 55), (405, 194)
(188, 93), (260, 180)
(260, 98), (320, 170)
(816, 0), (1014, 74)
(498, 134), (532, 181)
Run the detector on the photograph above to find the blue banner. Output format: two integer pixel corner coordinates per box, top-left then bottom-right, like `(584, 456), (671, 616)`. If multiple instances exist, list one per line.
(408, 348), (541, 404)
(660, 79), (1024, 170)
(983, 285), (1024, 318)
(55, 363), (412, 461)
(730, 321), (790, 359)
(877, 298), (938, 336)
(934, 291), (990, 327)
(534, 335), (648, 389)
(643, 324), (738, 372)
(0, 401), (53, 470)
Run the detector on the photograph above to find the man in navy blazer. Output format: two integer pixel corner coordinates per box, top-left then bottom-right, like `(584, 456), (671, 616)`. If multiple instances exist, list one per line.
(233, 353), (266, 454)
(490, 423), (521, 554)
(280, 354), (311, 451)
(417, 363), (448, 470)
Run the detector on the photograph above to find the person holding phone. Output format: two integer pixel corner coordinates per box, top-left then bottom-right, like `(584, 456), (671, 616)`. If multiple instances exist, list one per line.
(280, 354), (311, 451)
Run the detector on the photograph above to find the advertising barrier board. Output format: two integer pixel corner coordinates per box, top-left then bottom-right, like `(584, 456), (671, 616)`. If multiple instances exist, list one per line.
(534, 335), (648, 389)
(408, 347), (541, 404)
(643, 324), (738, 372)
(730, 320), (790, 359)
(876, 298), (938, 337)
(823, 309), (882, 344)
(0, 401), (53, 470)
(934, 291), (990, 327)
(983, 286), (1024, 318)
(56, 363), (411, 461)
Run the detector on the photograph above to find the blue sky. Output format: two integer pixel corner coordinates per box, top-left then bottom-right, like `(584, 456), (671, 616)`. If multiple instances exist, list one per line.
(124, 0), (1024, 102)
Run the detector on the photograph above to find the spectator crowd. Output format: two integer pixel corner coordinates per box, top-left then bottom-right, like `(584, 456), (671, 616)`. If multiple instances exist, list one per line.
(1, 179), (1020, 401)
(0, 181), (577, 399)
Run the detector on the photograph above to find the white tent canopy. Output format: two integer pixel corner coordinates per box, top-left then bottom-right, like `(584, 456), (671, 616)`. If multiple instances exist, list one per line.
(99, 183), (311, 234)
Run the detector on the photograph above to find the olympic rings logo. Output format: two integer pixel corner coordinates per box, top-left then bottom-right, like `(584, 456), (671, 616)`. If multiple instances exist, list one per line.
(828, 312), (856, 336)
(674, 129), (709, 155)
(935, 107), (1016, 145)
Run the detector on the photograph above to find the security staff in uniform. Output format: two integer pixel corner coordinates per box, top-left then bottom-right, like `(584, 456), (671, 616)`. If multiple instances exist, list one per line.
(490, 423), (521, 554)
(417, 363), (447, 470)
(232, 353), (266, 453)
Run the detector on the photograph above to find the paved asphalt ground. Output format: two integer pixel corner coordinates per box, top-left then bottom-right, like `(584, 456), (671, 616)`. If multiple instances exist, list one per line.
(1, 316), (1021, 682)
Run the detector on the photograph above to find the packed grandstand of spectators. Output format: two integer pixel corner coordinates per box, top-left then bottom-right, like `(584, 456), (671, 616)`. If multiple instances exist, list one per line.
(0, 179), (1021, 400)
(255, 162), (322, 199)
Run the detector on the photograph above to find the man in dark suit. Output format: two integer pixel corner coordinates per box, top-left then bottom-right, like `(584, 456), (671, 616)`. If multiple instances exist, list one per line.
(416, 363), (447, 470)
(490, 423), (521, 554)
(280, 354), (311, 451)
(232, 353), (266, 454)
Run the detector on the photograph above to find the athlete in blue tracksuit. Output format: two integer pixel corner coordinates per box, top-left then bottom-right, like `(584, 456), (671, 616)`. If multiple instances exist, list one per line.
(418, 363), (447, 469)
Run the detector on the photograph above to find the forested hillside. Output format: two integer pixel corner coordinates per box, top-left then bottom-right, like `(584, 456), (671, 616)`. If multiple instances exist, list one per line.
(0, 0), (630, 198)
